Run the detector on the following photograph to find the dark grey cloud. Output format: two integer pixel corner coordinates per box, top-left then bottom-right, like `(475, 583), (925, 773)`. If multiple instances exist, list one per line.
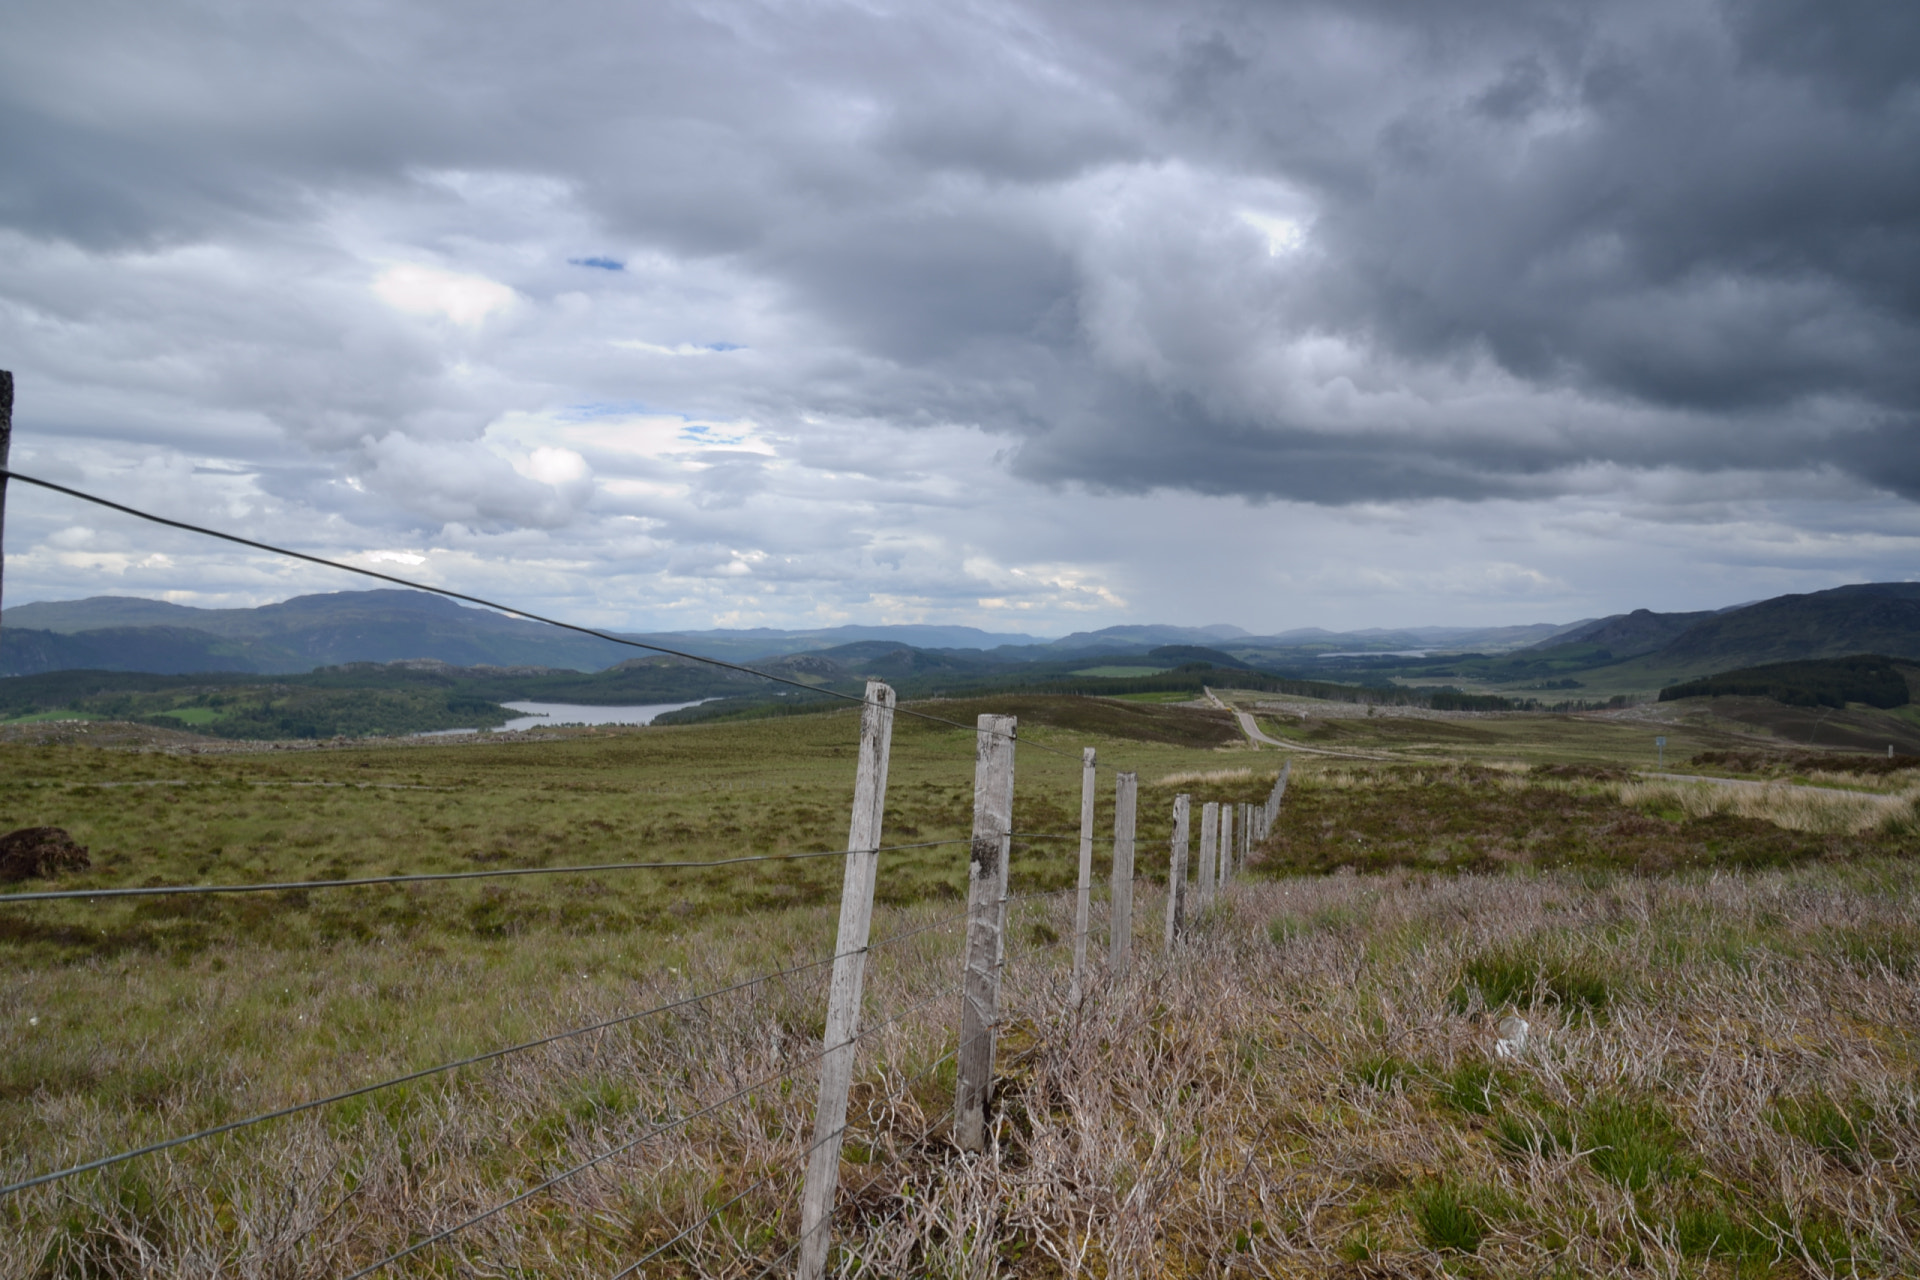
(1, 0), (1918, 634)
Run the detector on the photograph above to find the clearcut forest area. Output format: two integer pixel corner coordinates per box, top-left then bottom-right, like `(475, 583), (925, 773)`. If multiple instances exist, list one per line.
(4, 689), (1920, 1278)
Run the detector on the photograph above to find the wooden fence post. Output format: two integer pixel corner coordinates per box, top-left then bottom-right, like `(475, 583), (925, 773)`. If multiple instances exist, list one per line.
(1239, 803), (1252, 873)
(1108, 772), (1137, 979)
(797, 682), (897, 1280)
(1219, 803), (1234, 889)
(956, 714), (1016, 1152)
(1164, 793), (1189, 947)
(1070, 747), (1096, 1005)
(1198, 802), (1218, 910)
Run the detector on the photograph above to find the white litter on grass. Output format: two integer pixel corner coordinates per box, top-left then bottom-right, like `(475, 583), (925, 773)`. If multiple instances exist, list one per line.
(1495, 1014), (1529, 1059)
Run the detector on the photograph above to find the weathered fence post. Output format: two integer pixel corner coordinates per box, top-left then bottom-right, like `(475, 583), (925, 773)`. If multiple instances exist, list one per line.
(1198, 801), (1218, 910)
(1069, 747), (1096, 1005)
(1164, 793), (1189, 947)
(1219, 803), (1234, 888)
(956, 714), (1016, 1152)
(1240, 803), (1252, 873)
(1108, 772), (1137, 979)
(797, 682), (897, 1280)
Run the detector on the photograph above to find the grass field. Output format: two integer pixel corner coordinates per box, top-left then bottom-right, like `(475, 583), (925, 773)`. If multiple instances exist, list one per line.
(4, 693), (1920, 1276)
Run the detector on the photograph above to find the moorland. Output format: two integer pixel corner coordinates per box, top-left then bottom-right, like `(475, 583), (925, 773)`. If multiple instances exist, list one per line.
(4, 683), (1920, 1276)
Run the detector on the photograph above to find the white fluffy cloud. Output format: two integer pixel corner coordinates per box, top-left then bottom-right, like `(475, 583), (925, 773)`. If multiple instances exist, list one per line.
(372, 265), (517, 327)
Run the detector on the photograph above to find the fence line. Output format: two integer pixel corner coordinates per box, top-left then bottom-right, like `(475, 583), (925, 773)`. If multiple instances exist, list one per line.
(0, 842), (1088, 908)
(625, 924), (1080, 1278)
(344, 975), (967, 1279)
(0, 839), (977, 905)
(611, 1121), (847, 1280)
(0, 399), (1301, 1275)
(0, 467), (1078, 758)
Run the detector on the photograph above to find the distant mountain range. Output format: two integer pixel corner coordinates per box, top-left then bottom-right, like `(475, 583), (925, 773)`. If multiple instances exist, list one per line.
(2, 582), (1916, 686)
(0, 591), (1580, 678)
(0, 592), (1055, 676)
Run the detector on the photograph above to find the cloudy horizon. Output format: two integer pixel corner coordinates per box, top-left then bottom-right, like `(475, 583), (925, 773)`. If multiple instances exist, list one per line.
(1, 0), (1915, 637)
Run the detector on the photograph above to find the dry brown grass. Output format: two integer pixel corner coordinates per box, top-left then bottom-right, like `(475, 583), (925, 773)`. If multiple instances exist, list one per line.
(1150, 767), (1266, 788)
(1618, 777), (1920, 836)
(10, 862), (1920, 1277)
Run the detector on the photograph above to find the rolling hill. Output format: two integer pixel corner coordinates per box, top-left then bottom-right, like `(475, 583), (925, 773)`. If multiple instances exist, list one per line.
(1526, 608), (1723, 659)
(1655, 583), (1920, 669)
(6, 582), (1919, 695)
(0, 592), (1051, 677)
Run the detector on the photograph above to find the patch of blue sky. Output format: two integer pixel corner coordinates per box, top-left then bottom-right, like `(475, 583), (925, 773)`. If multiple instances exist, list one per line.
(562, 401), (663, 419)
(703, 342), (744, 351)
(679, 423), (751, 445)
(567, 256), (625, 271)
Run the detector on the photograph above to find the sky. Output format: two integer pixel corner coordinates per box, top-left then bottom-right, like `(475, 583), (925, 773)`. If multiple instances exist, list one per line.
(0, 0), (1915, 638)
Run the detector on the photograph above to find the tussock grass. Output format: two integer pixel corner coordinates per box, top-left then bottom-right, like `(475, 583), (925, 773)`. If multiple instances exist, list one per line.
(1617, 777), (1920, 834)
(1150, 766), (1265, 787)
(11, 722), (1920, 1275)
(10, 865), (1920, 1274)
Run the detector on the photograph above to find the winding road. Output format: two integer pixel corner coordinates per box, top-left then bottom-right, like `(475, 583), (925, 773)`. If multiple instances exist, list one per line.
(1202, 688), (1397, 760)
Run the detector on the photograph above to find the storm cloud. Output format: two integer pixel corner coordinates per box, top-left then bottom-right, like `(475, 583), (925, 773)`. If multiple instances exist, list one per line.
(0, 0), (1914, 630)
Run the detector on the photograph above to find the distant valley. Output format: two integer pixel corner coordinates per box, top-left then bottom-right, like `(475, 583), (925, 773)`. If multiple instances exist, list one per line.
(0, 587), (1622, 679)
(3, 581), (1919, 741)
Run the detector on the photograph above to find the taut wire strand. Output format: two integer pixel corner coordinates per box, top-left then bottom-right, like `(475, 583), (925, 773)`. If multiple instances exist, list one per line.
(0, 468), (1072, 755)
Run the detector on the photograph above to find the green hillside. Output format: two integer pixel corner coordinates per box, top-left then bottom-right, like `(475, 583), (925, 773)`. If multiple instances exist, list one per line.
(1659, 655), (1910, 710)
(1658, 583), (1920, 669)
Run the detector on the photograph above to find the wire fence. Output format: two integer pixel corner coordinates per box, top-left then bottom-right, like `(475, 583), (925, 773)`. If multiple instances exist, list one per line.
(0, 467), (1082, 758)
(0, 451), (1293, 1278)
(0, 838), (974, 905)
